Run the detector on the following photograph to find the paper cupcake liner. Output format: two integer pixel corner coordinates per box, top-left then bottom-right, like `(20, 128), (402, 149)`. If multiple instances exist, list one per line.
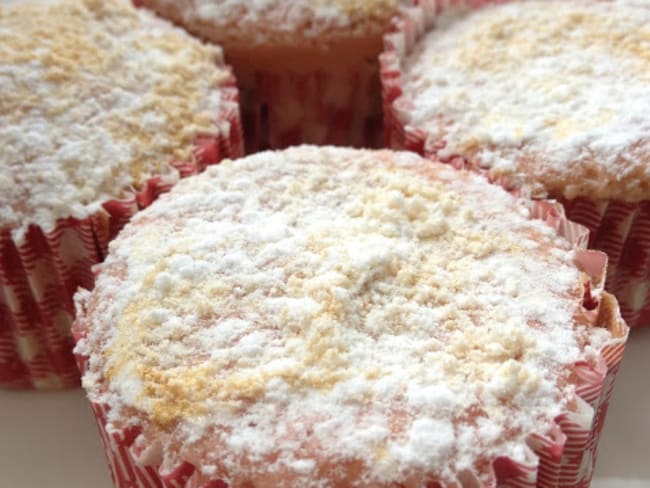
(559, 198), (650, 329)
(135, 0), (396, 153)
(75, 201), (629, 488)
(380, 0), (650, 328)
(0, 81), (243, 390)
(237, 63), (384, 153)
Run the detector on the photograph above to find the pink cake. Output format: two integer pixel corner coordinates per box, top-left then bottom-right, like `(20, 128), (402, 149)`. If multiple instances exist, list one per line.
(381, 0), (650, 328)
(0, 0), (243, 389)
(74, 146), (627, 487)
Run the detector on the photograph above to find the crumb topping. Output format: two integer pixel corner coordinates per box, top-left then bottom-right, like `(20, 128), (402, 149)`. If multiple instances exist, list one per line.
(0, 0), (231, 240)
(400, 0), (650, 201)
(140, 0), (404, 47)
(76, 147), (612, 485)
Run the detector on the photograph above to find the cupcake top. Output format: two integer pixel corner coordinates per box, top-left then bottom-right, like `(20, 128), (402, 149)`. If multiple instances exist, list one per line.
(399, 0), (650, 201)
(75, 146), (618, 486)
(0, 0), (233, 241)
(140, 0), (407, 48)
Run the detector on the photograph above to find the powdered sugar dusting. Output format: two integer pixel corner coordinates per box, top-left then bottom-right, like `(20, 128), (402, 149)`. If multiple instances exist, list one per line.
(76, 147), (611, 485)
(141, 0), (404, 46)
(0, 0), (230, 241)
(400, 0), (650, 201)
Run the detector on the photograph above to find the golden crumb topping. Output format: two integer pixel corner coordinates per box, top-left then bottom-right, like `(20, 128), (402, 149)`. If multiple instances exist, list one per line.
(138, 0), (406, 47)
(400, 0), (650, 201)
(75, 147), (616, 485)
(0, 0), (231, 237)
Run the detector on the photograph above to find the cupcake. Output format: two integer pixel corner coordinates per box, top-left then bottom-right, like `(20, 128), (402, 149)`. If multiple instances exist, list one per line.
(381, 0), (650, 328)
(135, 0), (416, 151)
(74, 146), (627, 487)
(0, 0), (243, 389)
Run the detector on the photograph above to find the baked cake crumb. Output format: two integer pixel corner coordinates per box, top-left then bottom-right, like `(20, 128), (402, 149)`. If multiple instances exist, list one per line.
(0, 0), (231, 240)
(140, 0), (403, 47)
(76, 146), (614, 486)
(400, 0), (650, 201)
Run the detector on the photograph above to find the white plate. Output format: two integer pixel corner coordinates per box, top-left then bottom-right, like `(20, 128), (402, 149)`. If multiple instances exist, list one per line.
(1, 326), (648, 487)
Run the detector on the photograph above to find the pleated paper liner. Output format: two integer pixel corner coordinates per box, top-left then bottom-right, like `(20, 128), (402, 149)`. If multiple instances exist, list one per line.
(235, 55), (384, 152)
(0, 81), (243, 390)
(380, 0), (650, 328)
(133, 0), (389, 153)
(73, 200), (629, 488)
(559, 198), (650, 330)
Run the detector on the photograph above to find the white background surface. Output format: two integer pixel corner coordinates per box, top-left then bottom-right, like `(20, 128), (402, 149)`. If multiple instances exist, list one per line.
(1, 327), (648, 487)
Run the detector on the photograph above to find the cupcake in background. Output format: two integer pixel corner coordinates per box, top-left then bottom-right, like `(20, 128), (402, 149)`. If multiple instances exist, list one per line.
(0, 0), (243, 389)
(381, 0), (650, 328)
(135, 0), (425, 151)
(74, 146), (627, 487)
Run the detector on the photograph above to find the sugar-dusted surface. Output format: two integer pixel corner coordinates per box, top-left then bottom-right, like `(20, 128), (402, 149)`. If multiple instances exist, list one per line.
(400, 0), (650, 201)
(75, 147), (613, 485)
(0, 0), (230, 240)
(139, 0), (404, 47)
(3, 326), (649, 486)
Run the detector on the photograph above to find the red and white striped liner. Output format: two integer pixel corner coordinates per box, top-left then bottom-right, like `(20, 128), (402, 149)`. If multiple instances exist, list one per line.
(0, 77), (244, 390)
(74, 200), (629, 488)
(238, 61), (384, 152)
(380, 0), (650, 328)
(559, 198), (650, 331)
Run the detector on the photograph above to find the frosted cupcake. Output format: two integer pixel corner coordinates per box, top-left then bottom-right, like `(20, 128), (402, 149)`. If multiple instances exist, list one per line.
(74, 146), (627, 487)
(135, 0), (417, 151)
(0, 0), (243, 389)
(381, 0), (650, 328)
